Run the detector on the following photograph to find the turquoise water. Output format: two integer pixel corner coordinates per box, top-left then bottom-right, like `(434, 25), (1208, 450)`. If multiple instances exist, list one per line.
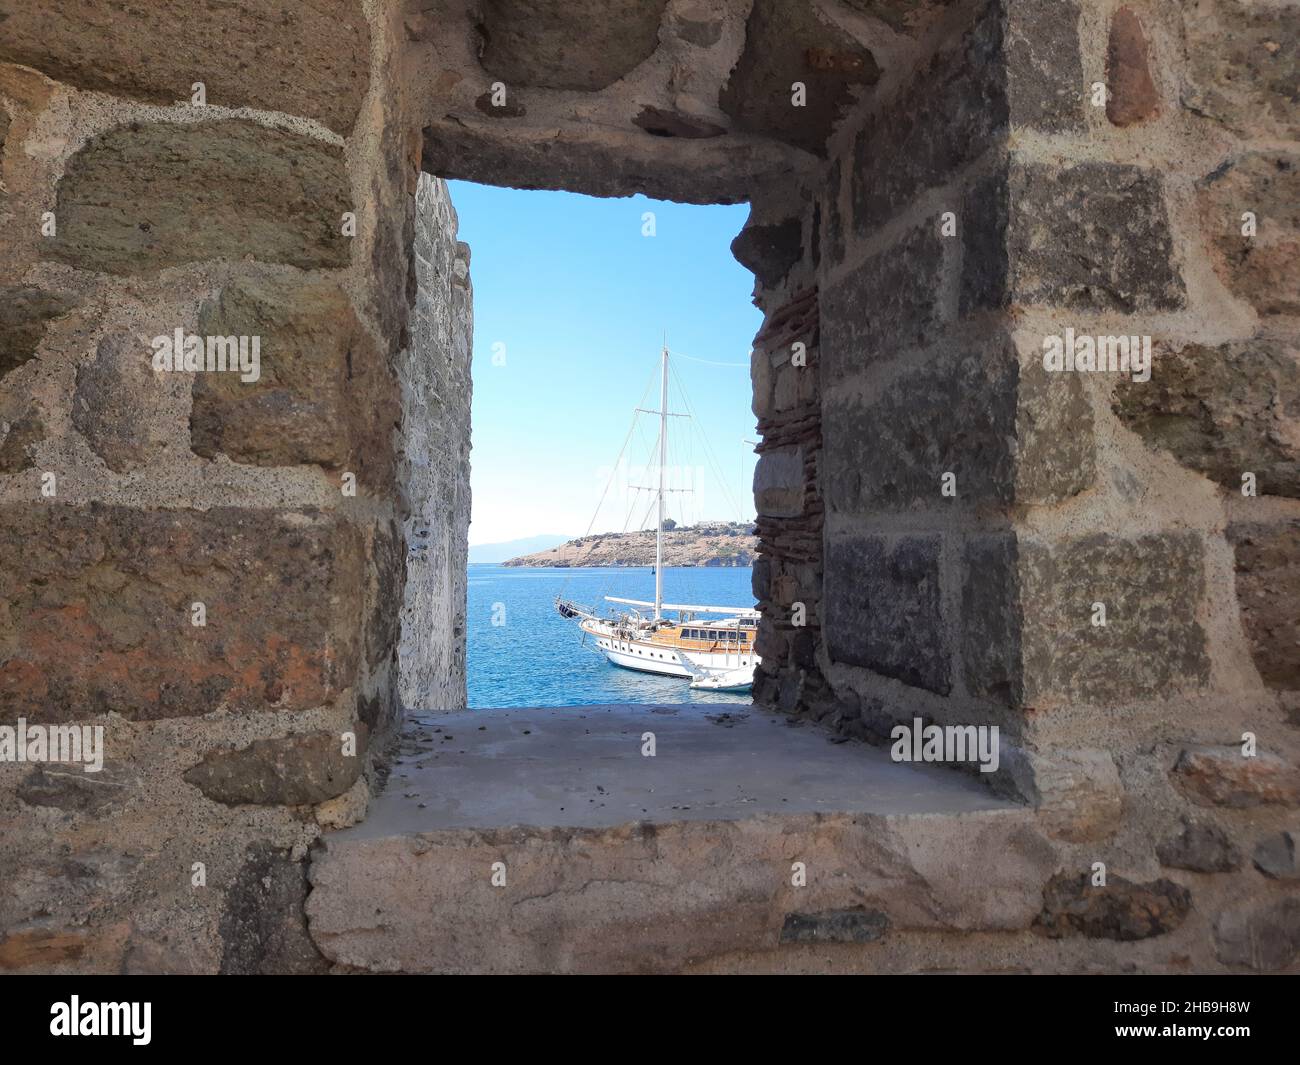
(467, 565), (757, 708)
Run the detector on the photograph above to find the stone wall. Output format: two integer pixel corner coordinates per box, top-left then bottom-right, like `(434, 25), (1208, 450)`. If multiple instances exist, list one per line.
(399, 175), (473, 711)
(0, 1), (470, 972)
(747, 0), (1300, 969)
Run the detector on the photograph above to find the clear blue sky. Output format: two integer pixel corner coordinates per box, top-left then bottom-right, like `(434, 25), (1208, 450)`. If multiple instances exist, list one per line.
(448, 181), (763, 546)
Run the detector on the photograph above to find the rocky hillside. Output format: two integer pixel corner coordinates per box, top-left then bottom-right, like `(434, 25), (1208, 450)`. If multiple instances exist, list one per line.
(503, 522), (757, 567)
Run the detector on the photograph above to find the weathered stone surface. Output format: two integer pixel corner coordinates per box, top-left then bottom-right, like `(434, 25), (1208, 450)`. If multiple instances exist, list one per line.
(308, 707), (1058, 973)
(753, 446), (805, 517)
(478, 0), (668, 92)
(1182, 0), (1298, 140)
(0, 403), (44, 473)
(1171, 746), (1300, 808)
(721, 0), (879, 156)
(48, 121), (351, 275)
(632, 106), (726, 139)
(1214, 896), (1300, 971)
(839, 0), (960, 35)
(850, 0), (1082, 231)
(1227, 522), (1300, 690)
(1033, 873), (1191, 941)
(0, 0), (370, 135)
(1003, 747), (1123, 843)
(1253, 830), (1299, 879)
(780, 908), (889, 944)
(825, 535), (950, 694)
(0, 286), (78, 380)
(963, 533), (1209, 708)
(16, 763), (136, 816)
(1115, 338), (1300, 498)
(185, 727), (367, 806)
(72, 333), (171, 473)
(731, 218), (802, 288)
(1156, 817), (1242, 873)
(0, 504), (363, 721)
(191, 276), (397, 486)
(822, 224), (944, 380)
(219, 844), (329, 974)
(1005, 162), (1185, 311)
(1106, 7), (1160, 126)
(823, 337), (1094, 512)
(1197, 152), (1300, 316)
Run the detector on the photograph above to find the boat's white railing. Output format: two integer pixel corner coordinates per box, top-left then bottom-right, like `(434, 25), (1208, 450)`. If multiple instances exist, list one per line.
(604, 595), (759, 617)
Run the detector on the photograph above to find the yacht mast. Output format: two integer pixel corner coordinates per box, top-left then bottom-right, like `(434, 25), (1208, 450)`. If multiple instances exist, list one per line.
(655, 343), (668, 621)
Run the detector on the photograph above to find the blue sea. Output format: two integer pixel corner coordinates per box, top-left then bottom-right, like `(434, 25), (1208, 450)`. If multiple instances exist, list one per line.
(467, 565), (756, 708)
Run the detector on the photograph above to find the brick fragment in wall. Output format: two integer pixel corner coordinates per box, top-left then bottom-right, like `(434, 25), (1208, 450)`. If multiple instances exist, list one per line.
(720, 0), (880, 156)
(1225, 522), (1300, 691)
(1182, 0), (1298, 141)
(47, 121), (351, 276)
(1114, 337), (1300, 499)
(825, 535), (950, 696)
(0, 504), (363, 721)
(849, 0), (1082, 232)
(962, 532), (1209, 708)
(189, 276), (398, 490)
(1106, 7), (1160, 127)
(0, 0), (370, 134)
(822, 333), (1093, 512)
(1197, 152), (1300, 317)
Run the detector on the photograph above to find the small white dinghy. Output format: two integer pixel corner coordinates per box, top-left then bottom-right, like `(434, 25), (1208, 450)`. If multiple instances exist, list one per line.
(689, 665), (754, 693)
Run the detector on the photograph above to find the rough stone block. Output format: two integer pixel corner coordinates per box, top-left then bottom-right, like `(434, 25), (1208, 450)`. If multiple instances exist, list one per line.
(821, 223), (945, 381)
(190, 276), (397, 485)
(753, 446), (805, 517)
(1002, 746), (1123, 843)
(0, 504), (363, 721)
(1115, 338), (1300, 498)
(0, 0), (370, 135)
(1182, 0), (1298, 140)
(721, 0), (879, 156)
(822, 334), (1094, 512)
(185, 727), (367, 807)
(1171, 746), (1300, 809)
(1004, 161), (1185, 311)
(1253, 830), (1298, 880)
(825, 535), (950, 695)
(1157, 817), (1242, 873)
(1214, 896), (1300, 971)
(730, 218), (802, 288)
(1197, 152), (1300, 317)
(963, 532), (1210, 708)
(0, 286), (79, 380)
(72, 333), (173, 473)
(478, 0), (668, 92)
(850, 0), (1082, 232)
(218, 843), (328, 974)
(1033, 873), (1191, 941)
(48, 121), (351, 275)
(1227, 521), (1300, 690)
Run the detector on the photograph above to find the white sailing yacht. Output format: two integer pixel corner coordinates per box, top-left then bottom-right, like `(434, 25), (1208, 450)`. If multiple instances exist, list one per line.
(555, 344), (760, 690)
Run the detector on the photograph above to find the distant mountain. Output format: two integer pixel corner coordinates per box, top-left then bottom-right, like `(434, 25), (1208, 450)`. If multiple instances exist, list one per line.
(468, 534), (572, 565)
(504, 521), (757, 568)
